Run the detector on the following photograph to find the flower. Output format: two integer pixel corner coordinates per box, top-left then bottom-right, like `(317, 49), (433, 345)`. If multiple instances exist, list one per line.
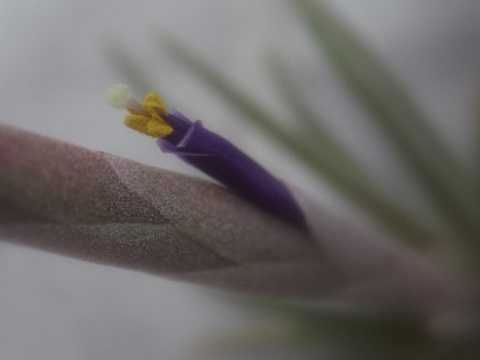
(106, 84), (173, 137)
(106, 85), (307, 228)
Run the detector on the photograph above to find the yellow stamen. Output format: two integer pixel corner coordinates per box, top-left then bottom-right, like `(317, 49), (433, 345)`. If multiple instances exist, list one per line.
(124, 91), (173, 137)
(143, 92), (167, 113)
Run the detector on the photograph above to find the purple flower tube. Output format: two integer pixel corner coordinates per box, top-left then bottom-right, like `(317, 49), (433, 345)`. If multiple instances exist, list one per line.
(158, 111), (307, 228)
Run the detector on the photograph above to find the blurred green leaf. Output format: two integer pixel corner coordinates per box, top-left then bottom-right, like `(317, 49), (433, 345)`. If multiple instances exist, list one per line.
(102, 43), (158, 96)
(262, 300), (480, 360)
(160, 38), (440, 247)
(250, 300), (438, 360)
(295, 0), (480, 242)
(266, 54), (361, 176)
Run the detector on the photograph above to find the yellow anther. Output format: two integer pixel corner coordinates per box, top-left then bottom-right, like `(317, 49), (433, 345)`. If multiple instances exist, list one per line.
(147, 121), (173, 137)
(124, 114), (151, 136)
(106, 85), (174, 138)
(143, 92), (167, 114)
(124, 91), (173, 137)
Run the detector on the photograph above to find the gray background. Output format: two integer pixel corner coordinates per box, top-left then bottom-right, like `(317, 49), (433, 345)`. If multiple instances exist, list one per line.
(1, 1), (479, 358)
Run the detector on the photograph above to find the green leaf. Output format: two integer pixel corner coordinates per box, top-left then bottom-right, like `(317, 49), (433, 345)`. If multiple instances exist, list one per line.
(250, 300), (436, 360)
(102, 43), (158, 96)
(160, 38), (440, 247)
(295, 0), (480, 242)
(266, 54), (361, 176)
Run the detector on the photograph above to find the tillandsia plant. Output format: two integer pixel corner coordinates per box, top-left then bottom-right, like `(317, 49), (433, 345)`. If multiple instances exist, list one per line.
(1, 0), (480, 358)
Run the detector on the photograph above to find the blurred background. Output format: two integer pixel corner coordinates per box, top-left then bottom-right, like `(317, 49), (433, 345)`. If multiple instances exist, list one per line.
(1, 0), (479, 358)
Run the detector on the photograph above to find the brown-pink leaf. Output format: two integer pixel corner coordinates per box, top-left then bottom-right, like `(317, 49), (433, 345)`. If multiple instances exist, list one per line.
(0, 124), (343, 297)
(0, 124), (464, 316)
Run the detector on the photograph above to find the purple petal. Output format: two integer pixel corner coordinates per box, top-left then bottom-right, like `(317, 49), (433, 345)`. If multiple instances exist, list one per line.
(159, 117), (306, 228)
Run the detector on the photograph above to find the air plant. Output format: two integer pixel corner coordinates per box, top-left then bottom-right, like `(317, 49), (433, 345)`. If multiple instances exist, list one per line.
(1, 0), (479, 358)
